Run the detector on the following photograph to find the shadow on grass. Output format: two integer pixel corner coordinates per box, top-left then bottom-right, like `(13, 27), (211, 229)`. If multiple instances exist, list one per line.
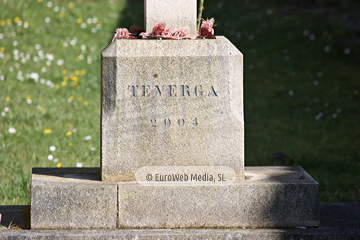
(0, 205), (30, 229)
(112, 0), (360, 203)
(117, 0), (144, 30)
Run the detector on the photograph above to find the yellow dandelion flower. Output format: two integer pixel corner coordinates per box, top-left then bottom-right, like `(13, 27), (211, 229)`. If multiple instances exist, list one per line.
(75, 70), (80, 75)
(26, 95), (32, 100)
(14, 17), (21, 23)
(56, 163), (62, 168)
(66, 131), (72, 136)
(70, 75), (78, 81)
(77, 96), (83, 101)
(55, 84), (61, 89)
(39, 106), (46, 111)
(67, 123), (73, 127)
(68, 142), (73, 146)
(69, 96), (75, 101)
(80, 70), (86, 75)
(0, 20), (6, 27)
(84, 101), (89, 106)
(7, 19), (12, 25)
(38, 0), (43, 2)
(62, 69), (68, 75)
(59, 12), (65, 17)
(77, 18), (83, 24)
(0, 47), (5, 52)
(5, 97), (10, 102)
(61, 81), (68, 86)
(68, 2), (74, 8)
(44, 129), (52, 134)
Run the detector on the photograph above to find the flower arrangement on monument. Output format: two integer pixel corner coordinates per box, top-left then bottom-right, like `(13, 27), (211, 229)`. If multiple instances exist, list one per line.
(112, 18), (216, 42)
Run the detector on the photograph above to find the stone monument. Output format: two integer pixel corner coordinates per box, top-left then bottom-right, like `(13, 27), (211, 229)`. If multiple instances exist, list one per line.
(101, 30), (244, 182)
(30, 0), (319, 229)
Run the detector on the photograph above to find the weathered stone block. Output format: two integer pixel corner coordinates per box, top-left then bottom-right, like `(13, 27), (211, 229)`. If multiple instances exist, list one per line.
(31, 168), (117, 229)
(117, 166), (319, 228)
(101, 37), (244, 182)
(145, 0), (197, 35)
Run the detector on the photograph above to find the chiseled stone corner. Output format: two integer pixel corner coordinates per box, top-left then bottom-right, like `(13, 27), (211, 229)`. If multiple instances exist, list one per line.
(117, 167), (319, 228)
(31, 168), (117, 229)
(145, 0), (197, 35)
(101, 37), (244, 182)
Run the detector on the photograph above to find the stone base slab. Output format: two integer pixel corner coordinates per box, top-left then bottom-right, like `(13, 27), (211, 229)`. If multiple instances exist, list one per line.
(31, 168), (117, 230)
(31, 166), (319, 229)
(118, 166), (319, 228)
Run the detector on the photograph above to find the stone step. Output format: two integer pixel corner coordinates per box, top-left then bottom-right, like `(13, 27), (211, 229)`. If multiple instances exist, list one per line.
(30, 166), (319, 229)
(1, 203), (359, 240)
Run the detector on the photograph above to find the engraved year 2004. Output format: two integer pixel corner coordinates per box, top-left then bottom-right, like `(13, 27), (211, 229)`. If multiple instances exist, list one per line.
(150, 118), (198, 127)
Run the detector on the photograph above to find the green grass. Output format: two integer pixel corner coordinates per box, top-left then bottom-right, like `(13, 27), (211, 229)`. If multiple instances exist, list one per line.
(211, 0), (360, 202)
(0, 0), (127, 205)
(0, 0), (359, 204)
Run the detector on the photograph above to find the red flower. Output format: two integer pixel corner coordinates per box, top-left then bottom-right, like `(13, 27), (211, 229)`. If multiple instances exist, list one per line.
(152, 22), (170, 37)
(111, 18), (216, 41)
(198, 18), (216, 39)
(112, 28), (130, 41)
(171, 28), (188, 39)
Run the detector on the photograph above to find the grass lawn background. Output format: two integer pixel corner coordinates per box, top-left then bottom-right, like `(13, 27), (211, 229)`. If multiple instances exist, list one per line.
(0, 0), (359, 205)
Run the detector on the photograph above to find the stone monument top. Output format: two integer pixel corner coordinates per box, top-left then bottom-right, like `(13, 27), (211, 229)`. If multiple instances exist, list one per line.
(145, 0), (197, 35)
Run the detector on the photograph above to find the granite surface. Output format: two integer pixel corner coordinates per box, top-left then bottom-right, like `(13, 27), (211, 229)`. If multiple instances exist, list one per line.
(145, 0), (197, 35)
(30, 168), (117, 229)
(101, 37), (244, 182)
